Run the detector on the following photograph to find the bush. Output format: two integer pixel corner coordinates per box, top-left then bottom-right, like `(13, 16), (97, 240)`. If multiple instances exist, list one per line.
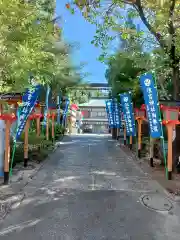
(55, 124), (65, 140)
(9, 122), (65, 168)
(10, 132), (54, 167)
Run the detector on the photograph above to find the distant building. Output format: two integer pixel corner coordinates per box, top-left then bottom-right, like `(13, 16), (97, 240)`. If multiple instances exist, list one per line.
(79, 98), (109, 133)
(69, 83), (111, 99)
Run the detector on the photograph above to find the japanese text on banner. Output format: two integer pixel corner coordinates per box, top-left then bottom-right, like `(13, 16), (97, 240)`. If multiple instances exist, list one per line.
(43, 85), (50, 127)
(16, 85), (40, 140)
(120, 93), (136, 136)
(62, 99), (70, 125)
(112, 98), (121, 129)
(140, 72), (162, 138)
(106, 100), (115, 128)
(105, 100), (111, 127)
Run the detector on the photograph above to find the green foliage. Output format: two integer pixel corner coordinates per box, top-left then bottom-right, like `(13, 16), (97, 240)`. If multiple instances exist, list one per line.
(0, 0), (53, 91)
(105, 15), (149, 106)
(72, 0), (180, 99)
(10, 121), (65, 167)
(41, 121), (65, 140)
(10, 132), (53, 166)
(68, 88), (90, 104)
(106, 52), (144, 106)
(0, 0), (83, 95)
(55, 124), (65, 139)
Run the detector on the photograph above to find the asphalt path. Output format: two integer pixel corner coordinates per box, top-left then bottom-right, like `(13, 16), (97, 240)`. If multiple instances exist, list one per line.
(1, 134), (180, 239)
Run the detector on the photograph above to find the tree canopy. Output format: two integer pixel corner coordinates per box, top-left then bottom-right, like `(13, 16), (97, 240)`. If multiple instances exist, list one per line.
(67, 0), (180, 100)
(0, 0), (83, 96)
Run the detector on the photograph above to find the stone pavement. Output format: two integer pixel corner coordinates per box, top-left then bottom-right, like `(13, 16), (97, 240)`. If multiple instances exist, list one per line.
(1, 134), (180, 239)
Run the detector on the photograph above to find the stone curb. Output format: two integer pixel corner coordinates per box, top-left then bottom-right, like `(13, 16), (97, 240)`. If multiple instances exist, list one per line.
(163, 189), (180, 202)
(116, 140), (180, 203)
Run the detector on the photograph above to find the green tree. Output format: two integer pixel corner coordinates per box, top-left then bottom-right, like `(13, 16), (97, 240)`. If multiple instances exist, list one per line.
(70, 0), (180, 100)
(0, 0), (82, 98)
(0, 0), (55, 92)
(105, 15), (150, 106)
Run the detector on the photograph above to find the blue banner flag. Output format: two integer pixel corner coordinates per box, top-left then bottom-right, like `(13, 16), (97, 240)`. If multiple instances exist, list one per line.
(62, 99), (70, 126)
(105, 100), (112, 127)
(57, 94), (61, 125)
(140, 72), (162, 138)
(120, 92), (136, 136)
(15, 85), (40, 140)
(105, 100), (115, 128)
(43, 85), (50, 127)
(112, 98), (121, 129)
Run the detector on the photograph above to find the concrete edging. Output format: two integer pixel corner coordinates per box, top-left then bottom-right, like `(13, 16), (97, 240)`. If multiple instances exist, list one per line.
(116, 140), (180, 203)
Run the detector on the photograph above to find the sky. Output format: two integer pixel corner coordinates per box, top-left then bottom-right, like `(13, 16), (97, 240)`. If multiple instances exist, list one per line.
(56, 0), (107, 83)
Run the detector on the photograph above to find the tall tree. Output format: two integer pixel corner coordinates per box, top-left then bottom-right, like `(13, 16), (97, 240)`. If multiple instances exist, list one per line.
(105, 14), (152, 105)
(0, 0), (55, 92)
(0, 0), (82, 96)
(69, 0), (180, 100)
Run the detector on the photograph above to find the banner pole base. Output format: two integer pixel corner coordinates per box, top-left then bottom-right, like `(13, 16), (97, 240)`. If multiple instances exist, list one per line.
(4, 172), (9, 185)
(150, 157), (154, 167)
(124, 139), (126, 145)
(24, 158), (29, 167)
(138, 149), (141, 158)
(168, 171), (172, 180)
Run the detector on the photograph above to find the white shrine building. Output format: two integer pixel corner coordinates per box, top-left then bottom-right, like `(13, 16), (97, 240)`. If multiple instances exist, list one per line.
(78, 98), (109, 133)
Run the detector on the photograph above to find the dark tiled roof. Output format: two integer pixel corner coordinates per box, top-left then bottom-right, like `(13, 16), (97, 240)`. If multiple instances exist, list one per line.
(88, 83), (109, 87)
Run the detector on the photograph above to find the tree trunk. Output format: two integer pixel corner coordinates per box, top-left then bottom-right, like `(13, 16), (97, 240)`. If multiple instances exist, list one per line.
(172, 61), (180, 100)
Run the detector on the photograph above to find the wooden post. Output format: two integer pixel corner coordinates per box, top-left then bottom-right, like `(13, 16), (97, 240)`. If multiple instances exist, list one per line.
(0, 103), (3, 116)
(36, 117), (40, 136)
(15, 103), (18, 114)
(112, 127), (117, 139)
(4, 120), (11, 184)
(36, 106), (41, 137)
(129, 136), (133, 150)
(24, 119), (29, 167)
(137, 119), (142, 158)
(68, 116), (72, 134)
(117, 128), (119, 140)
(149, 137), (154, 167)
(124, 126), (126, 145)
(51, 114), (55, 141)
(46, 113), (49, 141)
(167, 124), (173, 180)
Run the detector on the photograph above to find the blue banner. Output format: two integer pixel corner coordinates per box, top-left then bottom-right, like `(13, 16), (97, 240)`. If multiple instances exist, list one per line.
(112, 98), (121, 128)
(43, 85), (50, 127)
(57, 94), (61, 125)
(15, 85), (40, 140)
(62, 99), (70, 126)
(105, 100), (115, 128)
(120, 93), (136, 136)
(105, 100), (112, 127)
(140, 72), (162, 138)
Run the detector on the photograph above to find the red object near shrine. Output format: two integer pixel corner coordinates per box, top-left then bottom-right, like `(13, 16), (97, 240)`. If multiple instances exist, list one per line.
(29, 113), (43, 120)
(0, 114), (17, 122)
(134, 108), (146, 119)
(70, 103), (79, 110)
(160, 105), (180, 125)
(160, 104), (180, 180)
